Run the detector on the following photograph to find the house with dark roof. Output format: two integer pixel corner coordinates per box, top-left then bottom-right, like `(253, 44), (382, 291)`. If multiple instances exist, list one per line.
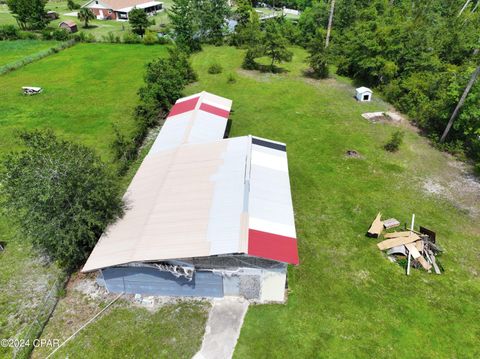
(82, 0), (163, 20)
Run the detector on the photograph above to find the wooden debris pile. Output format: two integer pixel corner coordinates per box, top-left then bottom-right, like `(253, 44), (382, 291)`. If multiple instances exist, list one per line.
(367, 212), (443, 275)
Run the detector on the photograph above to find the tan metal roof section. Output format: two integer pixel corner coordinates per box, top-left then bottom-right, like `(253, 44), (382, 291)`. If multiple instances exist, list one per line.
(82, 140), (236, 272)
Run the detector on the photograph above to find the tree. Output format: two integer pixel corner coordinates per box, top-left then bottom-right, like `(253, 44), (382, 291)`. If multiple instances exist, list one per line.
(440, 64), (480, 142)
(0, 130), (124, 270)
(196, 0), (230, 45)
(7, 0), (49, 30)
(78, 7), (95, 28)
(137, 47), (197, 125)
(307, 30), (329, 78)
(233, 2), (262, 48)
(129, 7), (154, 37)
(263, 20), (293, 71)
(67, 0), (81, 10)
(325, 0), (335, 47)
(169, 0), (201, 52)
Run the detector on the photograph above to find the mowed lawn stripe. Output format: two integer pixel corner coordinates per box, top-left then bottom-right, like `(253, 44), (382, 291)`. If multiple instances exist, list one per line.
(0, 43), (169, 161)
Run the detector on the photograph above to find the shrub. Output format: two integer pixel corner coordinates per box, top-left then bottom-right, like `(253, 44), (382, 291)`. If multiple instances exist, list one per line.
(123, 31), (141, 44)
(384, 130), (405, 152)
(19, 31), (38, 40)
(73, 31), (96, 43)
(0, 25), (19, 40)
(52, 28), (70, 41)
(474, 163), (480, 177)
(42, 28), (70, 41)
(242, 48), (258, 70)
(67, 0), (81, 10)
(227, 73), (236, 84)
(0, 130), (124, 270)
(143, 30), (158, 45)
(157, 34), (173, 45)
(102, 31), (121, 43)
(208, 63), (223, 74)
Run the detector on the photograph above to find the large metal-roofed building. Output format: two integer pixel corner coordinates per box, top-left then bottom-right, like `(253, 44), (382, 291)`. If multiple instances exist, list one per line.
(82, 91), (298, 302)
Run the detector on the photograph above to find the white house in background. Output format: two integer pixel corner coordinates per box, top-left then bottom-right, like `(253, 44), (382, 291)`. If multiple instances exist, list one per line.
(356, 87), (373, 102)
(82, 0), (163, 21)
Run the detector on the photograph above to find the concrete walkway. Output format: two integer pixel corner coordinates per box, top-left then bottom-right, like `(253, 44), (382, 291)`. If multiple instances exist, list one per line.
(193, 297), (249, 359)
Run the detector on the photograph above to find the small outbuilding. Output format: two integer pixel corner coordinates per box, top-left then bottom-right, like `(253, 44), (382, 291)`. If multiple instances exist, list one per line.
(59, 21), (78, 33)
(46, 11), (59, 20)
(356, 87), (373, 102)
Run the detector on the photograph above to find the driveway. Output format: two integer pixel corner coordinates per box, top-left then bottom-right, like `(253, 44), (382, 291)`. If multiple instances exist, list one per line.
(193, 297), (249, 359)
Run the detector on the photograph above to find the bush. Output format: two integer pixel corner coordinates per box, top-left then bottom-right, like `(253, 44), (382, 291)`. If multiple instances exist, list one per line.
(474, 163), (480, 177)
(123, 31), (141, 44)
(208, 63), (223, 74)
(143, 30), (158, 45)
(227, 73), (237, 84)
(0, 25), (20, 40)
(102, 31), (121, 43)
(19, 31), (38, 40)
(384, 130), (404, 152)
(242, 48), (258, 70)
(67, 0), (81, 10)
(0, 130), (124, 270)
(42, 28), (70, 41)
(73, 31), (96, 43)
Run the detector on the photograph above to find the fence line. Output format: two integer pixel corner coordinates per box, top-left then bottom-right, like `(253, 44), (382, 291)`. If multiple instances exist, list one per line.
(13, 275), (67, 359)
(0, 40), (76, 76)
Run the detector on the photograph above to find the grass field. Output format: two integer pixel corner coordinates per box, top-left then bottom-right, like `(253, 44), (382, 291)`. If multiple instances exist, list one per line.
(0, 43), (169, 358)
(32, 276), (209, 359)
(0, 40), (60, 67)
(0, 43), (168, 160)
(1, 1), (173, 40)
(23, 45), (480, 358)
(182, 46), (479, 358)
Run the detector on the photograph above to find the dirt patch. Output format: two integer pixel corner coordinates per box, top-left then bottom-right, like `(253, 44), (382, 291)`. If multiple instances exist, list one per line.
(345, 150), (362, 159)
(237, 69), (274, 82)
(362, 111), (404, 124)
(423, 160), (480, 218)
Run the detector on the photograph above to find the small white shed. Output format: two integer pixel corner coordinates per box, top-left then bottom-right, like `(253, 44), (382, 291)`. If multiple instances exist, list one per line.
(356, 87), (372, 102)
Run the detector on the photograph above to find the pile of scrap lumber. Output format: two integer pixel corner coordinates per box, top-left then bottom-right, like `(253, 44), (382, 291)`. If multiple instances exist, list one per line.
(368, 212), (443, 275)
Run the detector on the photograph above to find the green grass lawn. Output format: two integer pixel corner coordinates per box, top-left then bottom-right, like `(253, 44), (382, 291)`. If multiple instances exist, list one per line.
(183, 46), (480, 358)
(32, 279), (209, 359)
(0, 42), (168, 160)
(1, 1), (173, 40)
(0, 40), (60, 67)
(0, 43), (168, 358)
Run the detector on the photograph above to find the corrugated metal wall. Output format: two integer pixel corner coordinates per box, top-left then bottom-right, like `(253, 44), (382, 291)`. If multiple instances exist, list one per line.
(102, 267), (224, 297)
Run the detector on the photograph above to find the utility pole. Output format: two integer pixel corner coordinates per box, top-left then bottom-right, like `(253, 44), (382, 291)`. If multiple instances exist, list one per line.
(458, 0), (472, 16)
(440, 64), (480, 142)
(325, 0), (335, 48)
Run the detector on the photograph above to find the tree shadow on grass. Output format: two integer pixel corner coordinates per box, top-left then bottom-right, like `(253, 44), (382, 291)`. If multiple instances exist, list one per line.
(256, 63), (289, 74)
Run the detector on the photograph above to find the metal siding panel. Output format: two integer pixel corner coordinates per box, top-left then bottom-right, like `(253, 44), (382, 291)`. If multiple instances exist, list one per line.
(103, 267), (224, 297)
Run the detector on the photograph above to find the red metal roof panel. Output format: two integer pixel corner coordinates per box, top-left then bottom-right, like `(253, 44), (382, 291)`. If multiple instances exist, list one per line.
(247, 229), (299, 265)
(168, 97), (199, 118)
(199, 103), (230, 118)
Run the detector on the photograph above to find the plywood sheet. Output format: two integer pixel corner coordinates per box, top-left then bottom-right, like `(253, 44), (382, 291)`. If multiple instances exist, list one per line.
(384, 231), (411, 239)
(417, 256), (432, 271)
(377, 233), (421, 250)
(368, 212), (383, 237)
(405, 243), (421, 259)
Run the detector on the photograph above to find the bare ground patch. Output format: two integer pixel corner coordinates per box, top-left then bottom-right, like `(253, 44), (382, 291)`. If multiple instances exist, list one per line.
(422, 159), (480, 218)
